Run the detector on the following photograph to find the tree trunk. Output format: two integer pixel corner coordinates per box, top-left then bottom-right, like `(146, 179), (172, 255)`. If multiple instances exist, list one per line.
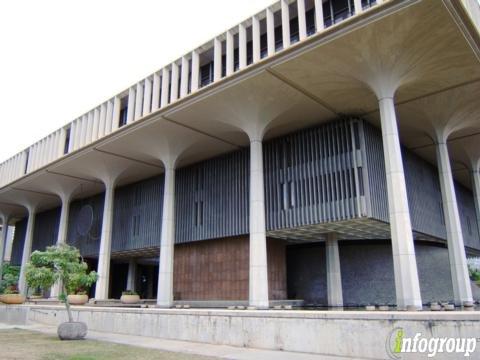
(62, 284), (73, 323)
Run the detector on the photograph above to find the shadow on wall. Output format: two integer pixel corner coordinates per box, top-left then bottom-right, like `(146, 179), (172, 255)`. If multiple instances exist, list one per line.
(286, 240), (455, 306)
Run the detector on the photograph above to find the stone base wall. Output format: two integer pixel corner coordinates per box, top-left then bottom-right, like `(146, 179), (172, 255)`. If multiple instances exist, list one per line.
(3, 305), (479, 359)
(287, 241), (455, 306)
(174, 237), (287, 300)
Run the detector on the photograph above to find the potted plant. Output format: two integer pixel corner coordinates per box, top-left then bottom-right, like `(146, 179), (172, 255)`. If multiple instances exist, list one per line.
(468, 263), (480, 286)
(67, 288), (89, 306)
(25, 244), (97, 340)
(0, 264), (24, 304)
(120, 290), (140, 304)
(1, 284), (25, 304)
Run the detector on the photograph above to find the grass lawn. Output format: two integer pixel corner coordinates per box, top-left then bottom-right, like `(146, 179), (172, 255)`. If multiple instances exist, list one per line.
(0, 329), (219, 360)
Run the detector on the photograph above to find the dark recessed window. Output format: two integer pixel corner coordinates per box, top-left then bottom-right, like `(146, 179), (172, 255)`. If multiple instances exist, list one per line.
(24, 149), (29, 174)
(63, 127), (71, 154)
(119, 106), (128, 127)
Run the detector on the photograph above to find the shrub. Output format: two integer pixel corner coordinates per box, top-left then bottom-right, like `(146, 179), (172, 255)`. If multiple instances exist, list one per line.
(0, 264), (20, 294)
(122, 290), (138, 296)
(25, 245), (97, 322)
(468, 257), (480, 282)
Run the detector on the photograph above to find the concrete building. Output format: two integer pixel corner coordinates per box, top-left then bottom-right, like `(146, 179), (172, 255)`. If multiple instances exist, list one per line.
(1, 0), (480, 310)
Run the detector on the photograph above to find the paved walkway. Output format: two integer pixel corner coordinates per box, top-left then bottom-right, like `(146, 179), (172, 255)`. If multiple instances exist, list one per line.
(0, 322), (364, 360)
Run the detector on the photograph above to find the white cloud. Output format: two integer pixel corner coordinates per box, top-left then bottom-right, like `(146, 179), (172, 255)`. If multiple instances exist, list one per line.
(0, 0), (274, 162)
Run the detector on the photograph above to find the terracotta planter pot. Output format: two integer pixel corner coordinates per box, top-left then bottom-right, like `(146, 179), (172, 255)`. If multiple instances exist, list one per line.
(120, 294), (140, 304)
(0, 294), (26, 304)
(67, 294), (89, 305)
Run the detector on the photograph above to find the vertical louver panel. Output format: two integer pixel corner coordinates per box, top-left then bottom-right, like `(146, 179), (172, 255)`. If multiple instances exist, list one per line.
(111, 175), (164, 252)
(175, 149), (249, 243)
(264, 118), (364, 230)
(363, 121), (479, 248)
(32, 208), (60, 252)
(456, 184), (480, 249)
(9, 219), (26, 266)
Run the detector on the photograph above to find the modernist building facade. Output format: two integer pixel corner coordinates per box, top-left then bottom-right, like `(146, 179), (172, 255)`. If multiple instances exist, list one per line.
(1, 0), (480, 309)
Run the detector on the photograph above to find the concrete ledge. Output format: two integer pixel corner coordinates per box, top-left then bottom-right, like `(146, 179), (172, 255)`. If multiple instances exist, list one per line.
(0, 305), (29, 325)
(87, 299), (304, 308)
(1, 305), (479, 359)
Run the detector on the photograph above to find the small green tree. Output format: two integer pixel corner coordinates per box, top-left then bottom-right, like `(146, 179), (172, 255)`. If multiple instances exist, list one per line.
(25, 245), (97, 322)
(0, 264), (20, 294)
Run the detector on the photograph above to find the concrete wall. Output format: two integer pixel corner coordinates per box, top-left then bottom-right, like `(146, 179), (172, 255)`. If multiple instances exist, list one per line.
(287, 241), (454, 306)
(2, 305), (479, 359)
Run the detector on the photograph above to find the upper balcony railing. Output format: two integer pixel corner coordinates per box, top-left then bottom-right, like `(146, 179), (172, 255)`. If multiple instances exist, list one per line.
(0, 0), (383, 188)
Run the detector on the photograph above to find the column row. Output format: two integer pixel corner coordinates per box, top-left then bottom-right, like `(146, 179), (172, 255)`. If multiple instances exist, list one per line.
(13, 121), (480, 309)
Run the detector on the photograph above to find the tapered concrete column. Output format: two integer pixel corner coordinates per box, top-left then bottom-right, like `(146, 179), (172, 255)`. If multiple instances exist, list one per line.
(378, 97), (422, 309)
(314, 0), (324, 31)
(249, 138), (269, 309)
(252, 16), (260, 62)
(213, 38), (222, 82)
(266, 8), (275, 56)
(326, 233), (343, 307)
(281, 0), (290, 49)
(297, 0), (307, 40)
(57, 195), (72, 246)
(239, 24), (247, 70)
(127, 87), (136, 124)
(157, 164), (176, 307)
(436, 141), (473, 305)
(0, 215), (10, 276)
(126, 259), (137, 292)
(94, 180), (116, 300)
(18, 206), (36, 295)
(50, 193), (73, 298)
(473, 169), (480, 238)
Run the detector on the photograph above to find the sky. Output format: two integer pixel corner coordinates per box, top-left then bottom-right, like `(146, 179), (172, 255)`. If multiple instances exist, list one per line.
(0, 0), (275, 163)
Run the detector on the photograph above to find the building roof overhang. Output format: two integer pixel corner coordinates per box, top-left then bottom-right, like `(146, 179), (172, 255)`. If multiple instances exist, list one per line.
(1, 0), (479, 221)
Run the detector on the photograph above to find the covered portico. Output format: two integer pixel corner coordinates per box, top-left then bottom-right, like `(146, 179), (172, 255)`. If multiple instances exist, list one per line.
(1, 0), (480, 309)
